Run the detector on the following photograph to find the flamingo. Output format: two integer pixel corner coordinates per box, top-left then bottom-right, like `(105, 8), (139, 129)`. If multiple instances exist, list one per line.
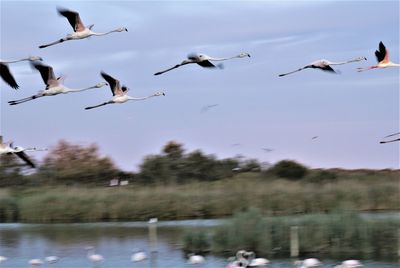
(294, 258), (321, 268)
(39, 7), (128, 49)
(131, 250), (147, 262)
(0, 256), (7, 265)
(358, 41), (400, 72)
(8, 62), (108, 105)
(334, 260), (363, 268)
(28, 259), (44, 267)
(261, 148), (273, 152)
(380, 132), (400, 144)
(154, 52), (250, 75)
(44, 256), (60, 264)
(0, 136), (46, 168)
(279, 56), (367, 77)
(187, 254), (206, 264)
(247, 252), (269, 267)
(0, 56), (43, 89)
(201, 104), (218, 113)
(225, 250), (251, 268)
(86, 247), (104, 267)
(85, 71), (165, 110)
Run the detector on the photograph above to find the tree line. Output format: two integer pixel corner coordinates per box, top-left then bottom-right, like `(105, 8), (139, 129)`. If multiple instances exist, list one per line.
(0, 139), (318, 187)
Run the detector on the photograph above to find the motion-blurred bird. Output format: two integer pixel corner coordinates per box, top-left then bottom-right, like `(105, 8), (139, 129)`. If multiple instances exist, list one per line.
(39, 7), (127, 48)
(0, 56), (42, 89)
(154, 52), (250, 75)
(358, 41), (400, 72)
(279, 56), (366, 76)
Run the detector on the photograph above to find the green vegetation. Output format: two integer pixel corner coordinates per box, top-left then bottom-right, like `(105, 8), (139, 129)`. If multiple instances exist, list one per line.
(0, 140), (399, 223)
(183, 209), (400, 259)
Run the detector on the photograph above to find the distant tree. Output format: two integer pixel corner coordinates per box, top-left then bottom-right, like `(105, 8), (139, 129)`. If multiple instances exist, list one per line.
(138, 155), (171, 184)
(162, 141), (184, 160)
(269, 160), (308, 180)
(240, 159), (261, 172)
(38, 140), (117, 185)
(0, 155), (27, 187)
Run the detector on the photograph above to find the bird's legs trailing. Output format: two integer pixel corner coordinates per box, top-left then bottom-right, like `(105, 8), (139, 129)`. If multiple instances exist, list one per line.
(39, 38), (68, 49)
(8, 94), (44, 105)
(85, 101), (114, 110)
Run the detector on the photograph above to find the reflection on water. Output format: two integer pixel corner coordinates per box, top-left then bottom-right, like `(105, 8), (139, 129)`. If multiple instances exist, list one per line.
(0, 220), (398, 268)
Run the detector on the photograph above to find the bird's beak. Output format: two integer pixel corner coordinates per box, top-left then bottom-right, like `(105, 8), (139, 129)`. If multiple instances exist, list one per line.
(162, 93), (166, 96)
(248, 54), (251, 57)
(125, 28), (128, 32)
(39, 57), (44, 61)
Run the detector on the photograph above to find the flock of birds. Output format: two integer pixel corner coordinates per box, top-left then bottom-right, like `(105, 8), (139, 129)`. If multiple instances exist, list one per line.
(0, 249), (365, 268)
(1, 7), (399, 167)
(0, 5), (398, 268)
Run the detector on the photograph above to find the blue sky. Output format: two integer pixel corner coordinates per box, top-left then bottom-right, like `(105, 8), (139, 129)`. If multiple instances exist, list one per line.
(1, 0), (399, 171)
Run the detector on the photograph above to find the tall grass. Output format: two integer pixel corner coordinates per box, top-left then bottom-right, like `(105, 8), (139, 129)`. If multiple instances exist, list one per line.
(0, 170), (399, 223)
(184, 209), (400, 259)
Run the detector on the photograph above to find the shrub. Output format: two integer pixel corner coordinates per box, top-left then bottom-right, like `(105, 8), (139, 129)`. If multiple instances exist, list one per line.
(269, 160), (308, 180)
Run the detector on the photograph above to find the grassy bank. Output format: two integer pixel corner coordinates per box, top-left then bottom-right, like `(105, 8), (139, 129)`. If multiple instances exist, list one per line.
(183, 209), (400, 259)
(0, 170), (399, 223)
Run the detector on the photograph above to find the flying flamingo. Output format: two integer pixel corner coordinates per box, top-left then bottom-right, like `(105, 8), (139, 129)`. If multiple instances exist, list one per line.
(358, 41), (400, 72)
(0, 56), (43, 89)
(39, 7), (128, 49)
(279, 56), (367, 77)
(85, 71), (165, 110)
(86, 247), (104, 267)
(8, 62), (108, 105)
(380, 132), (400, 144)
(154, 52), (250, 75)
(0, 136), (46, 168)
(334, 260), (363, 268)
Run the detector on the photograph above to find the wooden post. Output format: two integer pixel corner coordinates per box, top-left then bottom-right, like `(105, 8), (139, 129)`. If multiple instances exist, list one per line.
(148, 218), (158, 253)
(290, 226), (299, 258)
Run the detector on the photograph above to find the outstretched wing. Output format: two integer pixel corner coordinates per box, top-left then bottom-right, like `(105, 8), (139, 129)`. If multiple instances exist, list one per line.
(32, 62), (57, 86)
(14, 151), (35, 168)
(197, 60), (217, 68)
(375, 41), (388, 63)
(0, 63), (19, 89)
(100, 71), (123, 96)
(319, 65), (336, 73)
(57, 7), (86, 32)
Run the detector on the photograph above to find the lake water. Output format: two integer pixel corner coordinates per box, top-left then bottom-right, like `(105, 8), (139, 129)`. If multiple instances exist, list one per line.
(0, 220), (398, 268)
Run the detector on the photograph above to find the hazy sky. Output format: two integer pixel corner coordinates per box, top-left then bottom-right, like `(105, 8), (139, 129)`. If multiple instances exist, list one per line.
(1, 0), (399, 171)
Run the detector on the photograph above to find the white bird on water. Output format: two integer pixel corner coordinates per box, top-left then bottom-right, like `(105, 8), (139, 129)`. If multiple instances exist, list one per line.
(131, 250), (147, 262)
(187, 254), (206, 264)
(85, 71), (165, 110)
(39, 7), (127, 49)
(294, 258), (321, 268)
(86, 247), (104, 267)
(154, 52), (250, 75)
(0, 56), (43, 89)
(8, 62), (108, 105)
(45, 256), (60, 264)
(334, 259), (363, 268)
(0, 136), (46, 168)
(279, 56), (367, 77)
(28, 259), (44, 267)
(358, 41), (400, 72)
(0, 256), (8, 264)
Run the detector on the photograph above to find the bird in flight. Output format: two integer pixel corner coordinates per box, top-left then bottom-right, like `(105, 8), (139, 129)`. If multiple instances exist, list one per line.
(0, 56), (43, 89)
(0, 136), (47, 168)
(279, 56), (367, 77)
(358, 41), (400, 72)
(261, 148), (274, 152)
(380, 132), (400, 144)
(85, 71), (165, 110)
(8, 62), (108, 105)
(312, 136), (319, 140)
(39, 7), (128, 49)
(154, 52), (250, 75)
(201, 104), (218, 113)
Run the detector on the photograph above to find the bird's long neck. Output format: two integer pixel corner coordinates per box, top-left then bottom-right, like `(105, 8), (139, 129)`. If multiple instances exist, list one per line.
(127, 94), (158, 101)
(67, 85), (99, 93)
(209, 55), (242, 61)
(330, 58), (365, 65)
(91, 28), (121, 36)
